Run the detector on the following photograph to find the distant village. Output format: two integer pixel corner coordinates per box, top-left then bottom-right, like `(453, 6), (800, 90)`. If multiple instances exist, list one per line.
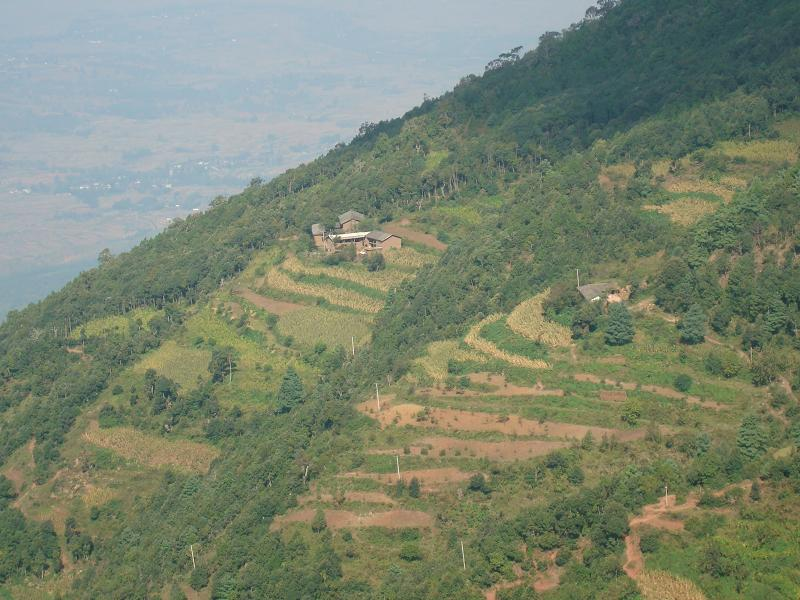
(311, 210), (402, 254)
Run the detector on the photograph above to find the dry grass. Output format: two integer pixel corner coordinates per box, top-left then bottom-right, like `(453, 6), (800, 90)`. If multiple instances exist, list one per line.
(663, 179), (736, 202)
(507, 290), (572, 348)
(643, 198), (718, 226)
(283, 254), (409, 292)
(415, 340), (488, 381)
(719, 140), (798, 164)
(277, 305), (373, 349)
(82, 484), (116, 507)
(465, 314), (550, 370)
(775, 117), (800, 142)
(383, 247), (437, 269)
(265, 267), (383, 313)
(651, 160), (672, 178)
(82, 421), (218, 473)
(637, 570), (706, 600)
(71, 308), (158, 339)
(599, 163), (636, 190)
(133, 340), (211, 390)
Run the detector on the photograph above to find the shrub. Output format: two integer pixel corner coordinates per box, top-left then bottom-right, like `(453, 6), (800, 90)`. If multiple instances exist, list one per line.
(674, 374), (692, 393)
(605, 303), (634, 346)
(639, 530), (660, 553)
(678, 304), (706, 344)
(399, 542), (423, 561)
(190, 565), (210, 590)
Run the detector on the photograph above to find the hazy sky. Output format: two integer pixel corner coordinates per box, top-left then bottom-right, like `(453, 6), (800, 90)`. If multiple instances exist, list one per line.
(0, 0), (590, 318)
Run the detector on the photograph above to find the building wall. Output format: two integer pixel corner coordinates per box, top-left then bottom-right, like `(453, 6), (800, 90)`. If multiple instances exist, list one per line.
(312, 234), (325, 248)
(381, 236), (402, 250)
(340, 219), (360, 233)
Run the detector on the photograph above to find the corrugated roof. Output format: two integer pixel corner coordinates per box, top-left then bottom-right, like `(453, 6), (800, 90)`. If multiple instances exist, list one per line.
(330, 231), (370, 241)
(577, 282), (615, 301)
(311, 223), (324, 235)
(366, 230), (394, 242)
(338, 210), (366, 223)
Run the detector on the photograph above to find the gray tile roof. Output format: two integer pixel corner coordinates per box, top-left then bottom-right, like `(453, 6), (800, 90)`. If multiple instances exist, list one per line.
(311, 223), (324, 235)
(577, 282), (615, 301)
(366, 230), (393, 242)
(338, 210), (366, 224)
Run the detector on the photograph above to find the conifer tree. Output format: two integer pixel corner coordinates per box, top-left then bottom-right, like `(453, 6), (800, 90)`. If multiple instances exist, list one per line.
(678, 304), (707, 344)
(276, 367), (304, 414)
(605, 303), (634, 346)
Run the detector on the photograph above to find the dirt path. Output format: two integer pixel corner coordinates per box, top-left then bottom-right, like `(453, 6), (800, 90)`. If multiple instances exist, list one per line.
(623, 481), (752, 580)
(234, 287), (304, 314)
(383, 223), (448, 251)
(270, 508), (434, 531)
(370, 437), (569, 461)
(573, 374), (726, 410)
(359, 400), (646, 442)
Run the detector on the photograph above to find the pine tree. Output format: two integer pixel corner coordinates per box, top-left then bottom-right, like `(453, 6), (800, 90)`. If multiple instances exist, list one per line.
(678, 304), (707, 344)
(275, 367), (304, 414)
(408, 477), (421, 498)
(311, 508), (327, 533)
(749, 479), (761, 501)
(737, 415), (767, 460)
(605, 303), (634, 346)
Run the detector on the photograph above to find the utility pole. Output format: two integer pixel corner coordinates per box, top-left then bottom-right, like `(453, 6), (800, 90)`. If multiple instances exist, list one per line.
(376, 383), (381, 411)
(396, 455), (401, 481)
(576, 268), (581, 288)
(351, 336), (355, 357)
(190, 544), (196, 570)
(460, 540), (466, 570)
(664, 484), (668, 508)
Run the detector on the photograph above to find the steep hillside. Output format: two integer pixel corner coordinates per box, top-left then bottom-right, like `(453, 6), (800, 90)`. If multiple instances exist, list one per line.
(2, 0), (800, 598)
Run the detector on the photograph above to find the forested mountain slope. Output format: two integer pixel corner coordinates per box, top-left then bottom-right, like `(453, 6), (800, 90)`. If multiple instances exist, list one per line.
(2, 0), (800, 598)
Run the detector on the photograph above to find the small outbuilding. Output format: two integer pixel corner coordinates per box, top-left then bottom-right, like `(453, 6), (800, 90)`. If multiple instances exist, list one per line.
(365, 230), (402, 250)
(311, 223), (325, 248)
(577, 282), (616, 303)
(337, 210), (366, 233)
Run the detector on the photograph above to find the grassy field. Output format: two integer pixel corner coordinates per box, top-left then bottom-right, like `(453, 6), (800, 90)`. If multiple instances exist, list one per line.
(133, 340), (211, 390)
(283, 254), (411, 292)
(265, 267), (384, 313)
(718, 139), (798, 164)
(643, 197), (719, 226)
(277, 305), (373, 349)
(82, 421), (218, 473)
(465, 314), (550, 370)
(70, 307), (159, 340)
(413, 340), (488, 382)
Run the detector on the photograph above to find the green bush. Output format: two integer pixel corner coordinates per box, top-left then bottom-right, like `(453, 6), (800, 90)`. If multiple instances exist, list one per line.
(190, 565), (210, 590)
(399, 542), (423, 561)
(674, 374), (692, 393)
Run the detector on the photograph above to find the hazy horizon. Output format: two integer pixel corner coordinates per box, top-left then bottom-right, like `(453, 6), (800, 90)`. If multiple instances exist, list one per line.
(0, 0), (589, 319)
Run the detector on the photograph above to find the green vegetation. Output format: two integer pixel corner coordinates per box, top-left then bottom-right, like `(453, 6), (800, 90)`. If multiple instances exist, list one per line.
(2, 1), (800, 598)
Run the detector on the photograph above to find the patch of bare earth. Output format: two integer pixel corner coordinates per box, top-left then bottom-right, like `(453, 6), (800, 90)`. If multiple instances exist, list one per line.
(383, 223), (447, 251)
(371, 437), (569, 461)
(359, 400), (644, 442)
(234, 287), (303, 314)
(270, 508), (434, 531)
(573, 374), (726, 410)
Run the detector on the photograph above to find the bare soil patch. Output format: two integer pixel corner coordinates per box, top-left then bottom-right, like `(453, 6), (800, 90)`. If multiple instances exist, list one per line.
(235, 287), (303, 314)
(372, 436), (568, 461)
(383, 223), (447, 251)
(271, 508), (434, 531)
(599, 390), (628, 402)
(360, 401), (644, 442)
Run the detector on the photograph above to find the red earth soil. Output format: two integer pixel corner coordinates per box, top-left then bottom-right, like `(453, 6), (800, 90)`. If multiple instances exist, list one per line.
(573, 373), (726, 410)
(234, 287), (304, 314)
(383, 223), (448, 251)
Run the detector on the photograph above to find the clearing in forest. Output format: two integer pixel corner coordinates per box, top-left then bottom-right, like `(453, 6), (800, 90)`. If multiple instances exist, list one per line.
(414, 340), (488, 382)
(340, 467), (476, 490)
(643, 198), (718, 226)
(82, 421), (218, 473)
(382, 222), (448, 251)
(133, 340), (211, 390)
(636, 570), (707, 600)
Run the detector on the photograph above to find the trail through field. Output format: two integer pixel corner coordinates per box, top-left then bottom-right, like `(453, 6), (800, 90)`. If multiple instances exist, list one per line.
(623, 481), (752, 580)
(270, 508), (434, 531)
(383, 223), (448, 251)
(359, 400), (646, 441)
(573, 373), (726, 410)
(370, 436), (569, 461)
(340, 467), (476, 491)
(235, 287), (303, 314)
